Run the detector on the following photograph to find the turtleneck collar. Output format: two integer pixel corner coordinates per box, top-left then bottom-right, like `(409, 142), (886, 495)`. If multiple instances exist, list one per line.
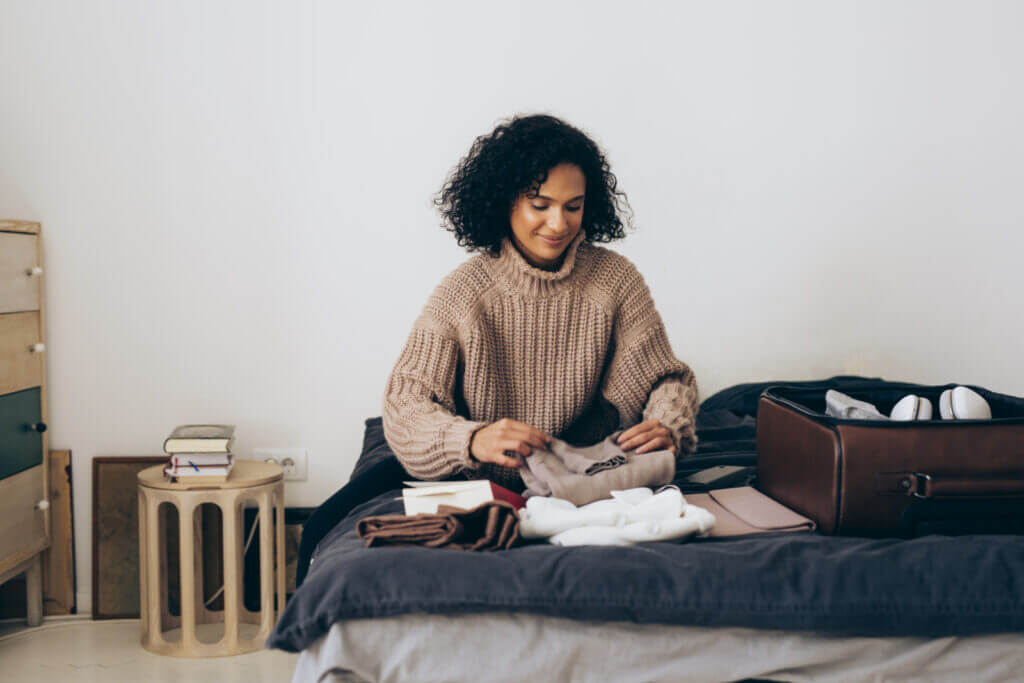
(490, 230), (589, 298)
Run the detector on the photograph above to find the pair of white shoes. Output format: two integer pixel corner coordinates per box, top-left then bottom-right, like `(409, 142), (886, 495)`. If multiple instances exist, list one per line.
(825, 386), (992, 422)
(890, 386), (992, 421)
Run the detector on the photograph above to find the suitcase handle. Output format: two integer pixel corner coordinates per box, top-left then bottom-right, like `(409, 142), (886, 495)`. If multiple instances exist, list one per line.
(877, 471), (1024, 499)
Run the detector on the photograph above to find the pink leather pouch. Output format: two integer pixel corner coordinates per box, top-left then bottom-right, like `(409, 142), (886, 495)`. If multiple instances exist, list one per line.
(686, 486), (816, 538)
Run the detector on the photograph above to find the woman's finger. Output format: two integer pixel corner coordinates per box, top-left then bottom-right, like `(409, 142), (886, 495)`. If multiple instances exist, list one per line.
(623, 419), (655, 438)
(501, 440), (533, 458)
(634, 435), (674, 454)
(617, 421), (665, 451)
(505, 422), (552, 449)
(497, 453), (523, 468)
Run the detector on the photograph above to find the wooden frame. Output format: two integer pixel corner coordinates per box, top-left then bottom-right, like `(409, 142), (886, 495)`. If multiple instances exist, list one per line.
(92, 456), (166, 619)
(43, 450), (76, 614)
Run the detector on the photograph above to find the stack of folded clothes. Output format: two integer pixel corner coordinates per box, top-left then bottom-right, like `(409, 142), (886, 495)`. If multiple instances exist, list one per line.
(518, 486), (716, 546)
(356, 500), (521, 550)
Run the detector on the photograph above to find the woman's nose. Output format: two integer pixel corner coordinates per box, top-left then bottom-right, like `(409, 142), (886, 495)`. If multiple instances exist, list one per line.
(548, 210), (568, 231)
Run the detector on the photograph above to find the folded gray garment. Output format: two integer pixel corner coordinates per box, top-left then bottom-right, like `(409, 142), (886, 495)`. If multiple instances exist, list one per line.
(825, 390), (890, 420)
(519, 429), (676, 506)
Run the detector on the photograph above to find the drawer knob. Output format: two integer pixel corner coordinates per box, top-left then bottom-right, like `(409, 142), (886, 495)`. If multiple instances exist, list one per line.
(35, 500), (49, 511)
(26, 266), (43, 277)
(29, 343), (45, 353)
(30, 422), (47, 433)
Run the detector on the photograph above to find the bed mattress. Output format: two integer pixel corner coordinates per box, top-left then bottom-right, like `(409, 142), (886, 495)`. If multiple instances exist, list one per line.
(292, 612), (1024, 683)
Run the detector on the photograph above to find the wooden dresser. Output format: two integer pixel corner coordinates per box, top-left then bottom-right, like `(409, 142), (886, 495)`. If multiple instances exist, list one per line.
(0, 219), (50, 625)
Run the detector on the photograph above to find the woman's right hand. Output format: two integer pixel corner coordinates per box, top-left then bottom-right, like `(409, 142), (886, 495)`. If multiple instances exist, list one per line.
(469, 418), (552, 468)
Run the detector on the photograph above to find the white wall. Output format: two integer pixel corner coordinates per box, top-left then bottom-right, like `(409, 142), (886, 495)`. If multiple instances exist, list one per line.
(2, 0), (1022, 614)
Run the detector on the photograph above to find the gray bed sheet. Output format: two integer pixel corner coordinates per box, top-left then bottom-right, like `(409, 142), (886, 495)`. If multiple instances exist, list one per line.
(292, 613), (1024, 683)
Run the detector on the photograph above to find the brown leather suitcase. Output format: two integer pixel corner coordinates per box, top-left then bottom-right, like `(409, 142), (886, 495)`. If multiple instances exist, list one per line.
(756, 383), (1024, 537)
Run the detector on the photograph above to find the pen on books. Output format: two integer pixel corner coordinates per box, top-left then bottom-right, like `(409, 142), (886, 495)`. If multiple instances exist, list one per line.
(188, 460), (200, 472)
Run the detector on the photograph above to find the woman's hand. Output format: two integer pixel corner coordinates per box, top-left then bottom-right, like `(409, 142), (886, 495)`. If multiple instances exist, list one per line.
(469, 418), (552, 468)
(616, 419), (677, 455)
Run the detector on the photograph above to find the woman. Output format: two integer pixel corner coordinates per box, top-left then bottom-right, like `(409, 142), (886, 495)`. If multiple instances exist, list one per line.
(382, 113), (698, 492)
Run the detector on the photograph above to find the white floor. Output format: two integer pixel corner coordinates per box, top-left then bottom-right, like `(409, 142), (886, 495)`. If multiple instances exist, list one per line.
(0, 616), (300, 682)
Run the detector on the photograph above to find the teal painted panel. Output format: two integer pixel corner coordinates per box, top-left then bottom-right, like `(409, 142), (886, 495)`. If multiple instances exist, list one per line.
(0, 387), (43, 480)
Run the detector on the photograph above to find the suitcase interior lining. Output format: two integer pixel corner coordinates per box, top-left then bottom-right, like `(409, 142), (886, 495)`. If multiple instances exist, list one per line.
(764, 384), (1024, 423)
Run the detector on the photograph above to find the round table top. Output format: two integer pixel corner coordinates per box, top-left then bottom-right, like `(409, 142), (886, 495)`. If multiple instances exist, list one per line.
(138, 459), (283, 490)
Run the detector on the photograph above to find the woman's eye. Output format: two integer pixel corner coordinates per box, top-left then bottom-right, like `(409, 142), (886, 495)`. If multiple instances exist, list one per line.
(531, 205), (582, 212)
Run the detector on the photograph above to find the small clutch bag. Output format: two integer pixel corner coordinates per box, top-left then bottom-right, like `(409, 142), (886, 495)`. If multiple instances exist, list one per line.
(686, 486), (816, 538)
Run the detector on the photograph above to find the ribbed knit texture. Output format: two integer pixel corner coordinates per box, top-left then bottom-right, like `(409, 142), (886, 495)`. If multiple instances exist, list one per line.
(382, 229), (699, 488)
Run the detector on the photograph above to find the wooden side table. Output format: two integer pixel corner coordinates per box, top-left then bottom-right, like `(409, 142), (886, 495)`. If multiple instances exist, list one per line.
(137, 460), (285, 657)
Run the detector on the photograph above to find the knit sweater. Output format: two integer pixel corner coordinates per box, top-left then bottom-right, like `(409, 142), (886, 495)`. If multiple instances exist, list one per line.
(381, 229), (699, 489)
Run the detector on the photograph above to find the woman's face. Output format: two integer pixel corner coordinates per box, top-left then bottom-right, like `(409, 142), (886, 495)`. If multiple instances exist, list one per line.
(509, 162), (586, 270)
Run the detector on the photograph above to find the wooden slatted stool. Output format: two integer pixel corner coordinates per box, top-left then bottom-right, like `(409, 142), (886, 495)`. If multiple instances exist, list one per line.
(136, 460), (285, 657)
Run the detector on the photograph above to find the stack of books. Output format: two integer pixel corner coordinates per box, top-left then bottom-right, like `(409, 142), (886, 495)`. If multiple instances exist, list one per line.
(162, 424), (236, 484)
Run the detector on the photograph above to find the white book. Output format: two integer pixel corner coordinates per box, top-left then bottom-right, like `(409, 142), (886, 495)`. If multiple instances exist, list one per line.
(171, 466), (232, 475)
(170, 453), (233, 467)
(399, 480), (525, 516)
(164, 424), (236, 454)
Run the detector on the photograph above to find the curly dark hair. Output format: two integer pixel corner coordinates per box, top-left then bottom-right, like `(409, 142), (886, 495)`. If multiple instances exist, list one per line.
(433, 113), (635, 256)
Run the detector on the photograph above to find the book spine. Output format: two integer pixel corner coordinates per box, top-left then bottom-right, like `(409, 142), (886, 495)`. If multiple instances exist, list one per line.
(166, 467), (232, 474)
(164, 445), (232, 454)
(168, 463), (232, 470)
(165, 463), (233, 474)
(169, 454), (234, 466)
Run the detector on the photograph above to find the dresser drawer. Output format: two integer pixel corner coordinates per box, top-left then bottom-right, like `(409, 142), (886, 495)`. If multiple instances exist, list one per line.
(0, 464), (47, 567)
(0, 312), (44, 395)
(0, 388), (44, 480)
(0, 232), (42, 314)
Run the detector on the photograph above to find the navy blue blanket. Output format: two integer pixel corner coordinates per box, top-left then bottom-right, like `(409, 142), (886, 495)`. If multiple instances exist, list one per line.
(267, 376), (1024, 653)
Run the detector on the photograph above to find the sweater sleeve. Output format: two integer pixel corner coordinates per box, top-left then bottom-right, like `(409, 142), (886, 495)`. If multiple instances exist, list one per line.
(642, 372), (699, 456)
(381, 312), (490, 481)
(599, 262), (700, 456)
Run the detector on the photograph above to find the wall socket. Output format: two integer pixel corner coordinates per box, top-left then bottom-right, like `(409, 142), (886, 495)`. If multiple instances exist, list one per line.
(252, 447), (308, 481)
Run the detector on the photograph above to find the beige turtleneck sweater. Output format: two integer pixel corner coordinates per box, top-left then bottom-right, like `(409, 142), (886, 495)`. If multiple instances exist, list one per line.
(381, 229), (699, 488)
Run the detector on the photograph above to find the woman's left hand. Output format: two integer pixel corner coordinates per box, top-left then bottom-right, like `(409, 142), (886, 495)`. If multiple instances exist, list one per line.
(615, 419), (676, 455)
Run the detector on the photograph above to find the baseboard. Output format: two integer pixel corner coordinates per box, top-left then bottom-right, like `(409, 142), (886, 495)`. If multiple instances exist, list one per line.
(0, 612), (92, 625)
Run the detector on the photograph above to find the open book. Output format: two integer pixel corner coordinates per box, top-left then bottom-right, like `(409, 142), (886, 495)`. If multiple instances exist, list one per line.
(400, 480), (526, 516)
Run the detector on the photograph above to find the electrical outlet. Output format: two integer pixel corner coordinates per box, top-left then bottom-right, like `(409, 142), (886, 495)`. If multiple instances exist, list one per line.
(251, 447), (308, 481)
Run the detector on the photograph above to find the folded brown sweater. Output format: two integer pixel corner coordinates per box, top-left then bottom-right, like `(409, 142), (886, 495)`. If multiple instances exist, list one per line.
(356, 500), (521, 551)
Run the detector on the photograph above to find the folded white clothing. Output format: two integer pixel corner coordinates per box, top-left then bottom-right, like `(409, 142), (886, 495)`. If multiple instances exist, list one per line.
(617, 487), (685, 523)
(549, 507), (716, 547)
(518, 486), (668, 537)
(518, 486), (716, 546)
(548, 525), (634, 546)
(518, 497), (623, 538)
(609, 488), (654, 505)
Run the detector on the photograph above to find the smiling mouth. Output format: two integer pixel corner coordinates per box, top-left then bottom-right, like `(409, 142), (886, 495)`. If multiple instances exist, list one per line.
(539, 235), (566, 244)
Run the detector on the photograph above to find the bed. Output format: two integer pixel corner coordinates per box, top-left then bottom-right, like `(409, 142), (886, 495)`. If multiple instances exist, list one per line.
(267, 376), (1024, 683)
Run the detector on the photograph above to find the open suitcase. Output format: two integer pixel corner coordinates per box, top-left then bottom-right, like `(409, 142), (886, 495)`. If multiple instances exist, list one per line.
(756, 381), (1024, 537)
